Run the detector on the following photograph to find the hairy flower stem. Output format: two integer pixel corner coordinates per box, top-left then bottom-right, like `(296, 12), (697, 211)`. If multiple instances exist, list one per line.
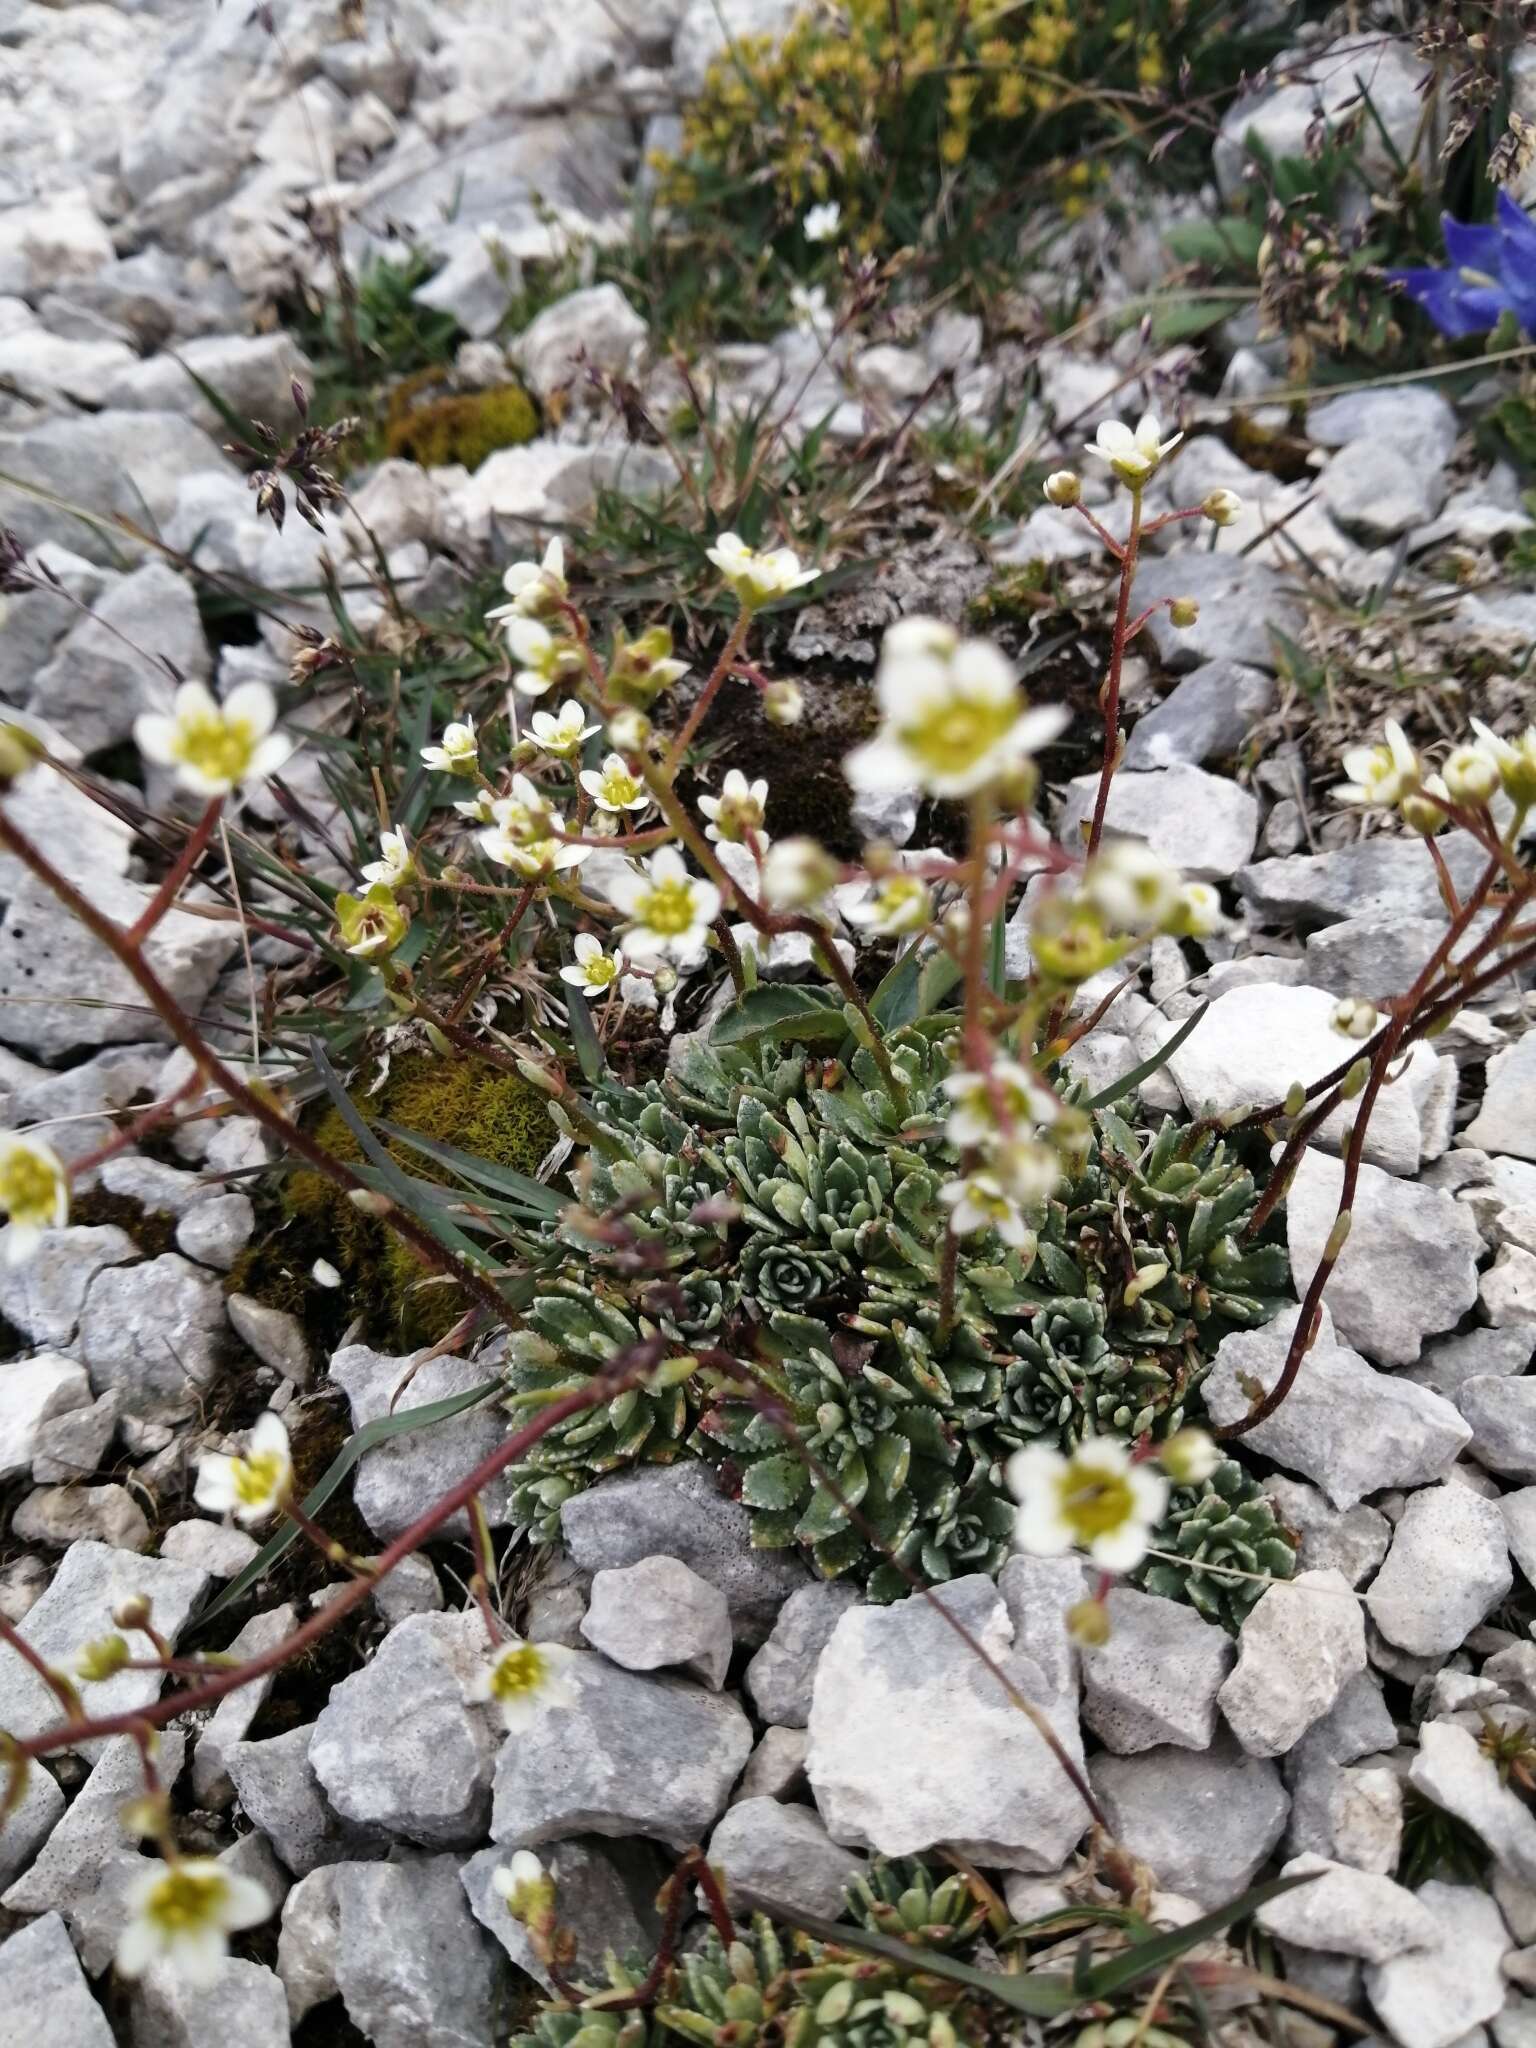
(0, 805), (518, 1332)
(125, 797), (224, 946)
(1086, 486), (1143, 859)
(661, 608), (751, 779)
(961, 789), (994, 1066)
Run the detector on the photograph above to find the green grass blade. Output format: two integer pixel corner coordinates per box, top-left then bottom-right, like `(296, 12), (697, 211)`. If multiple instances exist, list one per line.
(371, 1119), (565, 1220)
(1078, 1000), (1208, 1112)
(756, 1906), (1077, 2017)
(1081, 1871), (1316, 1998)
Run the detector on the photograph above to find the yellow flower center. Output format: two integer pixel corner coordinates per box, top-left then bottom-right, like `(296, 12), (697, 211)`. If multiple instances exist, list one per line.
(0, 1149), (61, 1228)
(637, 878), (699, 937)
(1057, 1464), (1136, 1542)
(900, 694), (1017, 777)
(173, 710), (257, 786)
(599, 769), (643, 807)
(488, 1643), (553, 1703)
(231, 1449), (287, 1510)
(583, 955), (619, 989)
(146, 1865), (230, 1935)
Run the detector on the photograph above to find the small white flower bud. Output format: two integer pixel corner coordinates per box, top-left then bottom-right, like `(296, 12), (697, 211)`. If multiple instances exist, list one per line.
(607, 708), (651, 753)
(763, 679), (804, 727)
(1044, 470), (1082, 508)
(652, 964), (679, 994)
(1202, 488), (1242, 527)
(1443, 742), (1500, 805)
(1331, 996), (1378, 1041)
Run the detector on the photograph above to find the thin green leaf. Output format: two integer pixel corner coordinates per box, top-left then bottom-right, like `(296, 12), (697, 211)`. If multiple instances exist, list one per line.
(760, 1907), (1078, 2017)
(565, 986), (607, 1084)
(172, 353), (260, 440)
(1082, 1871), (1316, 1998)
(709, 984), (849, 1048)
(372, 1118), (564, 1219)
(870, 944), (962, 1031)
(195, 1375), (503, 1627)
(1078, 1000), (1208, 1111)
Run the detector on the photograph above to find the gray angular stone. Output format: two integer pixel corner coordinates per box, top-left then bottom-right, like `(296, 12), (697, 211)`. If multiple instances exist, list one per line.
(1410, 1721), (1536, 1887)
(225, 1725), (388, 1878)
(310, 1611), (500, 1848)
(98, 1155), (210, 1218)
(13, 1481), (149, 1551)
(1367, 1484), (1511, 1657)
(1305, 912), (1482, 1003)
(1406, 1326), (1536, 1399)
(1237, 830), (1490, 929)
(103, 334), (313, 439)
(1459, 1377), (1536, 1480)
(1123, 659), (1277, 770)
(1056, 764), (1257, 880)
(76, 1252), (227, 1419)
(1287, 1148), (1482, 1365)
(0, 1913), (113, 2047)
(277, 1866), (338, 2023)
(745, 1582), (862, 1727)
(0, 1351), (90, 1480)
(192, 1604), (297, 1808)
(1501, 1488), (1536, 1589)
(561, 1462), (807, 1647)
(0, 411), (231, 566)
(370, 1551), (444, 1626)
(581, 1555), (732, 1690)
(1466, 1031), (1536, 1162)
(1484, 1246), (1536, 1328)
(1219, 1569), (1367, 1758)
(491, 1652), (752, 1852)
(30, 563), (207, 756)
(1128, 551), (1303, 672)
(1080, 1587), (1232, 1754)
(1264, 1477), (1390, 1587)
(330, 1344), (517, 1540)
(461, 1837), (661, 1995)
(734, 1726), (810, 1804)
(1366, 1879), (1511, 2048)
(0, 1226), (136, 1348)
(1320, 438), (1445, 540)
(806, 1560), (1092, 1871)
(332, 1853), (510, 2048)
(1088, 1736), (1289, 1908)
(516, 283), (646, 403)
(1256, 1852), (1434, 1961)
(708, 1797), (866, 1922)
(31, 1388), (120, 1485)
(159, 1519), (259, 1577)
(0, 1545), (207, 1756)
(128, 1957), (289, 2048)
(1308, 386), (1458, 466)
(1329, 1764), (1403, 1875)
(0, 1754), (64, 1889)
(1205, 1304), (1469, 1507)
(175, 1192), (255, 1270)
(226, 1293), (311, 1386)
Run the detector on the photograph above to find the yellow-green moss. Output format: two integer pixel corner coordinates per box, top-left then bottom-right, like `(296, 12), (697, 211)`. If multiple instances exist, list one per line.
(70, 1189), (178, 1260)
(271, 1050), (553, 1347)
(968, 564), (1051, 629)
(384, 382), (539, 468)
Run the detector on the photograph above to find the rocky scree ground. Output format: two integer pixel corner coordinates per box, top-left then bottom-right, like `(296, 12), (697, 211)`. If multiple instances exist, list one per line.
(2, 2), (1536, 2045)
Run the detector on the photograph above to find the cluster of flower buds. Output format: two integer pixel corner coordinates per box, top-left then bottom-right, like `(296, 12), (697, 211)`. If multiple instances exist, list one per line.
(1028, 841), (1224, 985)
(1339, 715), (1536, 836)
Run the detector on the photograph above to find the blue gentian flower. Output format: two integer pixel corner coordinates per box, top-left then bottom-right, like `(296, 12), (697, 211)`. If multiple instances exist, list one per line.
(1390, 191), (1536, 338)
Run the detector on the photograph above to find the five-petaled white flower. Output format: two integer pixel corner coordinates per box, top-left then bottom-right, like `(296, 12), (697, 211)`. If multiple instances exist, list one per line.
(116, 1857), (273, 1988)
(480, 818), (589, 879)
(422, 717), (479, 776)
(803, 200), (842, 243)
(560, 933), (623, 993)
(361, 825), (413, 888)
(468, 1636), (579, 1733)
(789, 282), (833, 335)
(135, 681), (291, 799)
(1085, 413), (1184, 487)
(604, 847), (721, 963)
(1168, 880), (1226, 939)
(1338, 719), (1420, 809)
(1007, 1437), (1168, 1574)
(493, 1850), (554, 1927)
(939, 1171), (1033, 1248)
(1082, 842), (1181, 936)
(529, 700), (600, 761)
(705, 533), (819, 610)
(508, 618), (584, 699)
(845, 617), (1067, 800)
(487, 539), (568, 625)
(1470, 718), (1536, 806)
(761, 836), (837, 913)
(988, 1137), (1063, 1210)
(942, 1059), (1062, 1150)
(842, 872), (933, 937)
(699, 769), (769, 845)
(579, 753), (650, 814)
(0, 1133), (68, 1264)
(195, 1412), (293, 1526)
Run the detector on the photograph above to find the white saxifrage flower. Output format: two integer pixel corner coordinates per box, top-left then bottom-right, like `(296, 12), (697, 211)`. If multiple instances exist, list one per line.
(1442, 741), (1501, 805)
(487, 539), (568, 624)
(481, 814), (589, 879)
(789, 282), (833, 335)
(578, 753), (650, 813)
(116, 1857), (272, 1987)
(194, 1412), (293, 1526)
(1470, 718), (1536, 806)
(0, 1133), (69, 1263)
(422, 717), (479, 776)
(1082, 841), (1181, 935)
(1167, 880), (1226, 939)
(560, 933), (623, 993)
(361, 826), (413, 888)
(1202, 487), (1242, 526)
(699, 769), (769, 845)
(1043, 470), (1081, 507)
(1160, 1428), (1221, 1486)
(529, 701), (600, 761)
(988, 1137), (1064, 1209)
(508, 618), (584, 699)
(467, 1636), (579, 1733)
(705, 532), (819, 609)
(939, 1171), (1033, 1248)
(1007, 1438), (1168, 1573)
(845, 618), (1067, 800)
(1338, 719), (1420, 808)
(1085, 413), (1183, 487)
(493, 1850), (554, 1926)
(942, 1059), (1061, 1149)
(803, 200), (842, 242)
(134, 681), (292, 798)
(761, 836), (837, 913)
(841, 872), (933, 937)
(605, 847), (721, 962)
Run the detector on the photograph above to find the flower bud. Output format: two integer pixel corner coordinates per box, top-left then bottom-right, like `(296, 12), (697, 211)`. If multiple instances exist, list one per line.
(1167, 596), (1200, 628)
(1202, 487), (1242, 527)
(1160, 1428), (1221, 1486)
(763, 679), (804, 726)
(606, 708), (651, 753)
(1331, 996), (1378, 1041)
(347, 1187), (396, 1216)
(1443, 742), (1499, 806)
(651, 963), (679, 994)
(112, 1595), (152, 1631)
(1283, 1081), (1307, 1118)
(1399, 774), (1449, 836)
(1339, 1056), (1370, 1099)
(1044, 469), (1081, 508)
(1067, 1597), (1111, 1647)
